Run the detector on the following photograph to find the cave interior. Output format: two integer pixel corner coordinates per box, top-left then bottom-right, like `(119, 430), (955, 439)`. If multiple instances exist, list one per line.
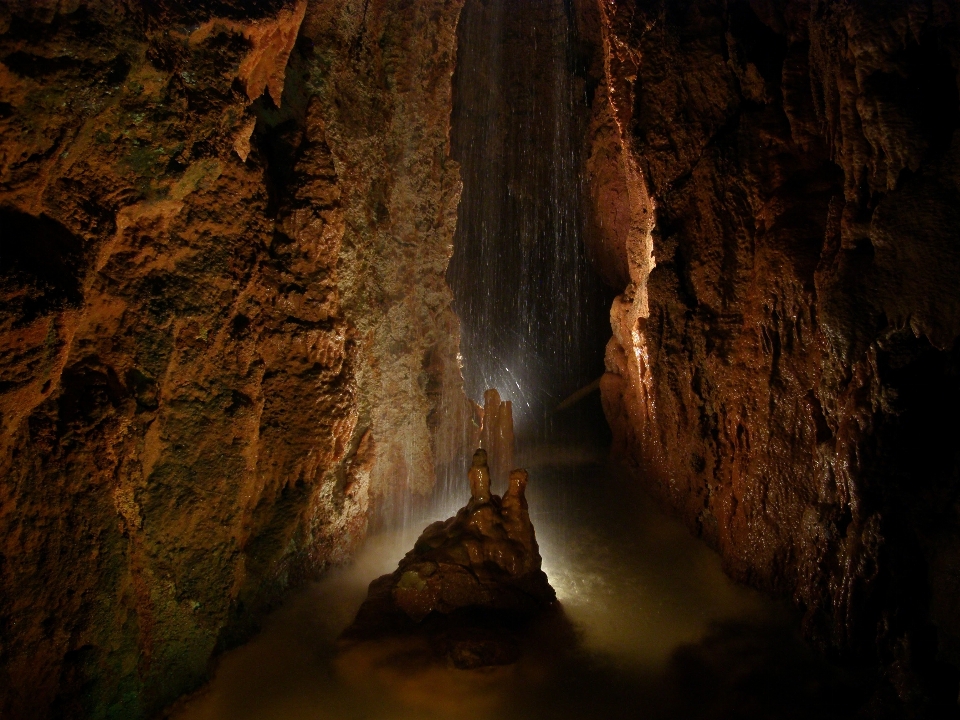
(0, 0), (959, 718)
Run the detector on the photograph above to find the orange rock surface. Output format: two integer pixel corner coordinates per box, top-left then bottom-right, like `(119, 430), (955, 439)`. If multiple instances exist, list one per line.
(0, 1), (470, 716)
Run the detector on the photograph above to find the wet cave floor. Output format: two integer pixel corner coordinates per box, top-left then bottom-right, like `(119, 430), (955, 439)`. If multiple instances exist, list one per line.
(171, 433), (873, 720)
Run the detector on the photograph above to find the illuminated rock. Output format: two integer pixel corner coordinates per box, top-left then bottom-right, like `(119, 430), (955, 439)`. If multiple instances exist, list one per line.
(587, 0), (960, 706)
(0, 0), (469, 714)
(502, 469), (538, 575)
(479, 388), (514, 487)
(342, 451), (555, 667)
(468, 448), (491, 503)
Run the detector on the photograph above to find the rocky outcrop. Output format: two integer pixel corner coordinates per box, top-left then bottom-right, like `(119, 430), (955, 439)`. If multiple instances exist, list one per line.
(342, 452), (555, 669)
(0, 1), (468, 717)
(587, 0), (960, 711)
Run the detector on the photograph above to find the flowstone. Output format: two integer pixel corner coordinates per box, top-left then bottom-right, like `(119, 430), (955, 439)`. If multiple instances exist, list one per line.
(340, 449), (557, 669)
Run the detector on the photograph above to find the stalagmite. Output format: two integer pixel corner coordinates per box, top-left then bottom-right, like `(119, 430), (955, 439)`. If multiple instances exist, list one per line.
(468, 448), (491, 503)
(502, 469), (537, 573)
(479, 388), (514, 488)
(342, 450), (555, 668)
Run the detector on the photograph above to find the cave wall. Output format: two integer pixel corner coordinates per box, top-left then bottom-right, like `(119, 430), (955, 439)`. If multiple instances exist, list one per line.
(0, 0), (467, 717)
(587, 0), (960, 709)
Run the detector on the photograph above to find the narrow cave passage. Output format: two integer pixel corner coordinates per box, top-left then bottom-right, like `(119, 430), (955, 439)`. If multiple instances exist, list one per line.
(170, 3), (876, 719)
(4, 0), (956, 717)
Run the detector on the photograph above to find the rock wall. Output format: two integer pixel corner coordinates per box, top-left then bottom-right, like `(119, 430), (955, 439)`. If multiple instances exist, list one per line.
(0, 0), (467, 717)
(588, 0), (960, 710)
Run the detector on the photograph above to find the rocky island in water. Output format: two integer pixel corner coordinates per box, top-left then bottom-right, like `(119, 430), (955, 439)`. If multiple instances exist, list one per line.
(341, 447), (558, 669)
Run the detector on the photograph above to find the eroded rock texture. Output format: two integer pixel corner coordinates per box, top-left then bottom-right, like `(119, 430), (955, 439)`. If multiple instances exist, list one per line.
(587, 0), (960, 710)
(0, 0), (467, 717)
(343, 458), (555, 670)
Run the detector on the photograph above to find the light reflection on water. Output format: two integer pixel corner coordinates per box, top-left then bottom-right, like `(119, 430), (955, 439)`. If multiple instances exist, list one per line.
(171, 456), (863, 720)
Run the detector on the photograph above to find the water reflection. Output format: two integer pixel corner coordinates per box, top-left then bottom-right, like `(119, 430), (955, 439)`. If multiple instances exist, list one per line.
(171, 453), (867, 720)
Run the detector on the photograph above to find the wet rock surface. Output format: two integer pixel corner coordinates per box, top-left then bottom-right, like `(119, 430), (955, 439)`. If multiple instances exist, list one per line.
(581, 0), (960, 712)
(0, 1), (468, 717)
(342, 453), (556, 669)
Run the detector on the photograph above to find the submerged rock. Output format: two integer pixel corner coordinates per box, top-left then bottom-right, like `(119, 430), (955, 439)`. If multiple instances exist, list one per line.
(341, 450), (556, 668)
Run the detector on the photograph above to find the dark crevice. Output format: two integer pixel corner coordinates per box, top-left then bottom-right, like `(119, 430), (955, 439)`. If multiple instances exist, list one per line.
(0, 208), (89, 324)
(728, 1), (787, 89)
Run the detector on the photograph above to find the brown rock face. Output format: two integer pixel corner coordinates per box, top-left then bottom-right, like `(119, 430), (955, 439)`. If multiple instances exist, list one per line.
(0, 1), (468, 717)
(479, 388), (514, 487)
(343, 457), (555, 669)
(587, 0), (960, 709)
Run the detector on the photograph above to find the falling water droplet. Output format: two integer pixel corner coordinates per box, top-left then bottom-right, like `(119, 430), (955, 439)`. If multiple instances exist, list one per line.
(447, 0), (611, 450)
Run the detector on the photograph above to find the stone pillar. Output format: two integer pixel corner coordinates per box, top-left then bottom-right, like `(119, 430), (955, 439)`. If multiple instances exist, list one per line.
(468, 448), (491, 503)
(479, 388), (515, 488)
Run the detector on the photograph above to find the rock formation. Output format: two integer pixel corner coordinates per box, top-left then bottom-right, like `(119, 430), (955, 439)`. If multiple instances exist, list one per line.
(342, 450), (555, 669)
(580, 0), (960, 711)
(468, 446), (493, 504)
(4, 0), (959, 715)
(0, 1), (470, 717)
(479, 388), (514, 488)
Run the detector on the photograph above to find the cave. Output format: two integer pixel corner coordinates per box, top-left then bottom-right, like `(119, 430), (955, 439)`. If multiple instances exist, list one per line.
(1, 1), (959, 718)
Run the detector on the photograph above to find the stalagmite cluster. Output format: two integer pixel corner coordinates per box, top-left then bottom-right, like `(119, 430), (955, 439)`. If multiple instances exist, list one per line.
(342, 448), (554, 668)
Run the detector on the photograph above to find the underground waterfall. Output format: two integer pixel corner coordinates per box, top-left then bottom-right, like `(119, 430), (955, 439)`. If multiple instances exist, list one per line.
(1, 0), (959, 718)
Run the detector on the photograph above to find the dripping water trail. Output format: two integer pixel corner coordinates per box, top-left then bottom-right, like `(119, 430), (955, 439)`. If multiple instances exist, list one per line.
(447, 0), (613, 459)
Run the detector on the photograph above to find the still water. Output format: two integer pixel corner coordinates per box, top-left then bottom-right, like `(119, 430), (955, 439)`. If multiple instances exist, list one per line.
(171, 443), (867, 720)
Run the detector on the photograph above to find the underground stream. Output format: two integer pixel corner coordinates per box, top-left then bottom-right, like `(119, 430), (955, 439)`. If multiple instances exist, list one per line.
(170, 420), (873, 720)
